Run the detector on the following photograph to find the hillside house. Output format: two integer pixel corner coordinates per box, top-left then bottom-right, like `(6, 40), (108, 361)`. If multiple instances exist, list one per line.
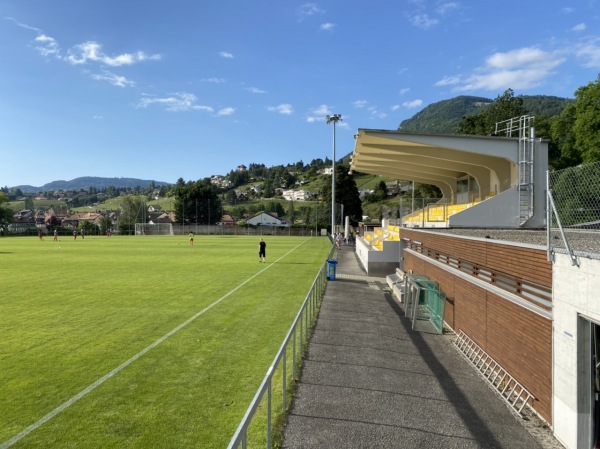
(61, 212), (103, 229)
(246, 212), (288, 227)
(281, 190), (311, 201)
(217, 214), (235, 226)
(44, 206), (70, 227)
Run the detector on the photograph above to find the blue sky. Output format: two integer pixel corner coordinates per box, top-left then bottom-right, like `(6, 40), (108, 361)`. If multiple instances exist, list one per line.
(1, 1), (599, 188)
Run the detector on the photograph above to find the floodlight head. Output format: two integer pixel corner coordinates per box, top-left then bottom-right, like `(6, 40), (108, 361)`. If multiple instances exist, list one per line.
(326, 113), (342, 124)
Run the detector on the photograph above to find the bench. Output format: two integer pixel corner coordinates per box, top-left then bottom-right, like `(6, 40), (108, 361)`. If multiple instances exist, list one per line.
(386, 267), (404, 289)
(386, 268), (406, 303)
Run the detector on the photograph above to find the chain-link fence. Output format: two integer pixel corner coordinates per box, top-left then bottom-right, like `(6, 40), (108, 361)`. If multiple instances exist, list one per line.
(547, 161), (600, 262)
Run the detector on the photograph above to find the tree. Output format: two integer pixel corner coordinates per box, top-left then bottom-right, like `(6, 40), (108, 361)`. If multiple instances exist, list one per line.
(79, 220), (98, 235)
(172, 179), (222, 225)
(544, 75), (600, 169)
(99, 216), (112, 235)
(573, 74), (600, 163)
(24, 197), (34, 211)
(262, 178), (275, 198)
(0, 192), (11, 225)
(371, 180), (388, 202)
(118, 196), (147, 235)
(321, 164), (363, 226)
(414, 183), (442, 198)
(287, 200), (295, 224)
(458, 89), (527, 136)
(549, 103), (581, 169)
(224, 189), (237, 205)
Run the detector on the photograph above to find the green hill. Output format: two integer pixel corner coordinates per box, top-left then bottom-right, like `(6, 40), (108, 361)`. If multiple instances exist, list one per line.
(398, 94), (573, 134)
(12, 177), (170, 194)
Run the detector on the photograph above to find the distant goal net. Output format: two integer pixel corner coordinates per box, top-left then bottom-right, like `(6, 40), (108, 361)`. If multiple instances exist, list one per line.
(134, 223), (174, 236)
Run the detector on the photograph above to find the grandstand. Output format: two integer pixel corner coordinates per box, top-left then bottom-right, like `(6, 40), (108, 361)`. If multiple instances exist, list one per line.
(350, 116), (546, 229)
(349, 122), (600, 449)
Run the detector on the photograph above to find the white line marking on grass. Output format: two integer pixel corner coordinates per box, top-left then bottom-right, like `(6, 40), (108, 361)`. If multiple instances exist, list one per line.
(1, 239), (310, 449)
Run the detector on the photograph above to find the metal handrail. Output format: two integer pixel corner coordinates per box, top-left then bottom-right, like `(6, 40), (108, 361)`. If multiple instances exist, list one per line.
(405, 241), (552, 309)
(227, 246), (334, 449)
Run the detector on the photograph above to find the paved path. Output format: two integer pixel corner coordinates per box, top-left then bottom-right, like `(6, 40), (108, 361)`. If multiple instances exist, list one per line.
(282, 245), (560, 449)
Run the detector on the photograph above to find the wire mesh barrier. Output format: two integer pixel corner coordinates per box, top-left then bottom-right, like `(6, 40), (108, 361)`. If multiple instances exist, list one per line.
(547, 161), (600, 264)
(226, 246), (334, 449)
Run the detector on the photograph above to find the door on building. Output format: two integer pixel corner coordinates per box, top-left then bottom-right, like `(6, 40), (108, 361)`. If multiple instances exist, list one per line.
(593, 322), (600, 448)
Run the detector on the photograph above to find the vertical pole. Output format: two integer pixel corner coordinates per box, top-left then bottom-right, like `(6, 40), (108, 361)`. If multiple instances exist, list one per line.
(267, 382), (272, 448)
(282, 351), (287, 411)
(292, 328), (297, 380)
(332, 120), (336, 235)
(411, 181), (415, 214)
(326, 114), (342, 236)
(546, 170), (551, 261)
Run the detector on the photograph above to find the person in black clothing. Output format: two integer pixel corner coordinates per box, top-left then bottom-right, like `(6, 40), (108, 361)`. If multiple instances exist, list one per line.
(259, 238), (266, 263)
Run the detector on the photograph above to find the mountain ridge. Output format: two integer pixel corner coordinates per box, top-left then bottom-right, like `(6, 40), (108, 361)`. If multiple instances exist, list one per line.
(12, 176), (171, 194)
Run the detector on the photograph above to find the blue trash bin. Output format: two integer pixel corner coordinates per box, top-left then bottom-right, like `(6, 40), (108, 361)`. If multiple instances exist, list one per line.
(327, 259), (338, 281)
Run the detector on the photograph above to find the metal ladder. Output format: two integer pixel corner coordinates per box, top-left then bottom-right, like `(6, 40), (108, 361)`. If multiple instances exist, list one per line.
(454, 329), (534, 415)
(495, 115), (535, 226)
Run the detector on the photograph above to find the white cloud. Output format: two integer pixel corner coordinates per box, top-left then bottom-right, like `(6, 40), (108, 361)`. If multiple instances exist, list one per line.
(402, 99), (423, 108)
(320, 23), (336, 31)
(437, 47), (565, 91)
(306, 104), (334, 122)
(410, 14), (439, 29)
(391, 105), (401, 111)
(576, 42), (600, 68)
(13, 22), (159, 90)
(137, 92), (214, 112)
(219, 51), (234, 59)
(91, 70), (135, 87)
(436, 2), (459, 14)
(368, 106), (387, 119)
(5, 17), (41, 32)
(399, 87), (410, 95)
(562, 7), (574, 14)
(353, 100), (368, 108)
(246, 87), (267, 94)
(435, 75), (460, 86)
(202, 77), (226, 83)
(572, 23), (586, 32)
(297, 3), (323, 20)
(66, 41), (160, 66)
(216, 107), (236, 116)
(34, 34), (61, 57)
(268, 104), (294, 115)
(486, 47), (559, 70)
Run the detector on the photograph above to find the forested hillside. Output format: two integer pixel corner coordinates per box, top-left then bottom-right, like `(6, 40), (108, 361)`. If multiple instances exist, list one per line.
(398, 94), (573, 134)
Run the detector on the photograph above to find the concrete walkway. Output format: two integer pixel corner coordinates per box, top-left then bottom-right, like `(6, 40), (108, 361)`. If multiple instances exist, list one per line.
(282, 244), (561, 449)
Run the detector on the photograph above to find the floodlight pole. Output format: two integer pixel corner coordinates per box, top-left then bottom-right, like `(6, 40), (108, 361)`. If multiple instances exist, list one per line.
(326, 114), (342, 236)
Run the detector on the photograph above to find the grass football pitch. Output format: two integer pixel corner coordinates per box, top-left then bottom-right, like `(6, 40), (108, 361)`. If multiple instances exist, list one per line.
(0, 235), (332, 448)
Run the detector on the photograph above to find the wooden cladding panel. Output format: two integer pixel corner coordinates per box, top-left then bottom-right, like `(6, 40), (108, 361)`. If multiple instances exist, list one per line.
(454, 281), (488, 348)
(486, 293), (552, 422)
(485, 246), (551, 286)
(403, 249), (552, 424)
(401, 229), (551, 288)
